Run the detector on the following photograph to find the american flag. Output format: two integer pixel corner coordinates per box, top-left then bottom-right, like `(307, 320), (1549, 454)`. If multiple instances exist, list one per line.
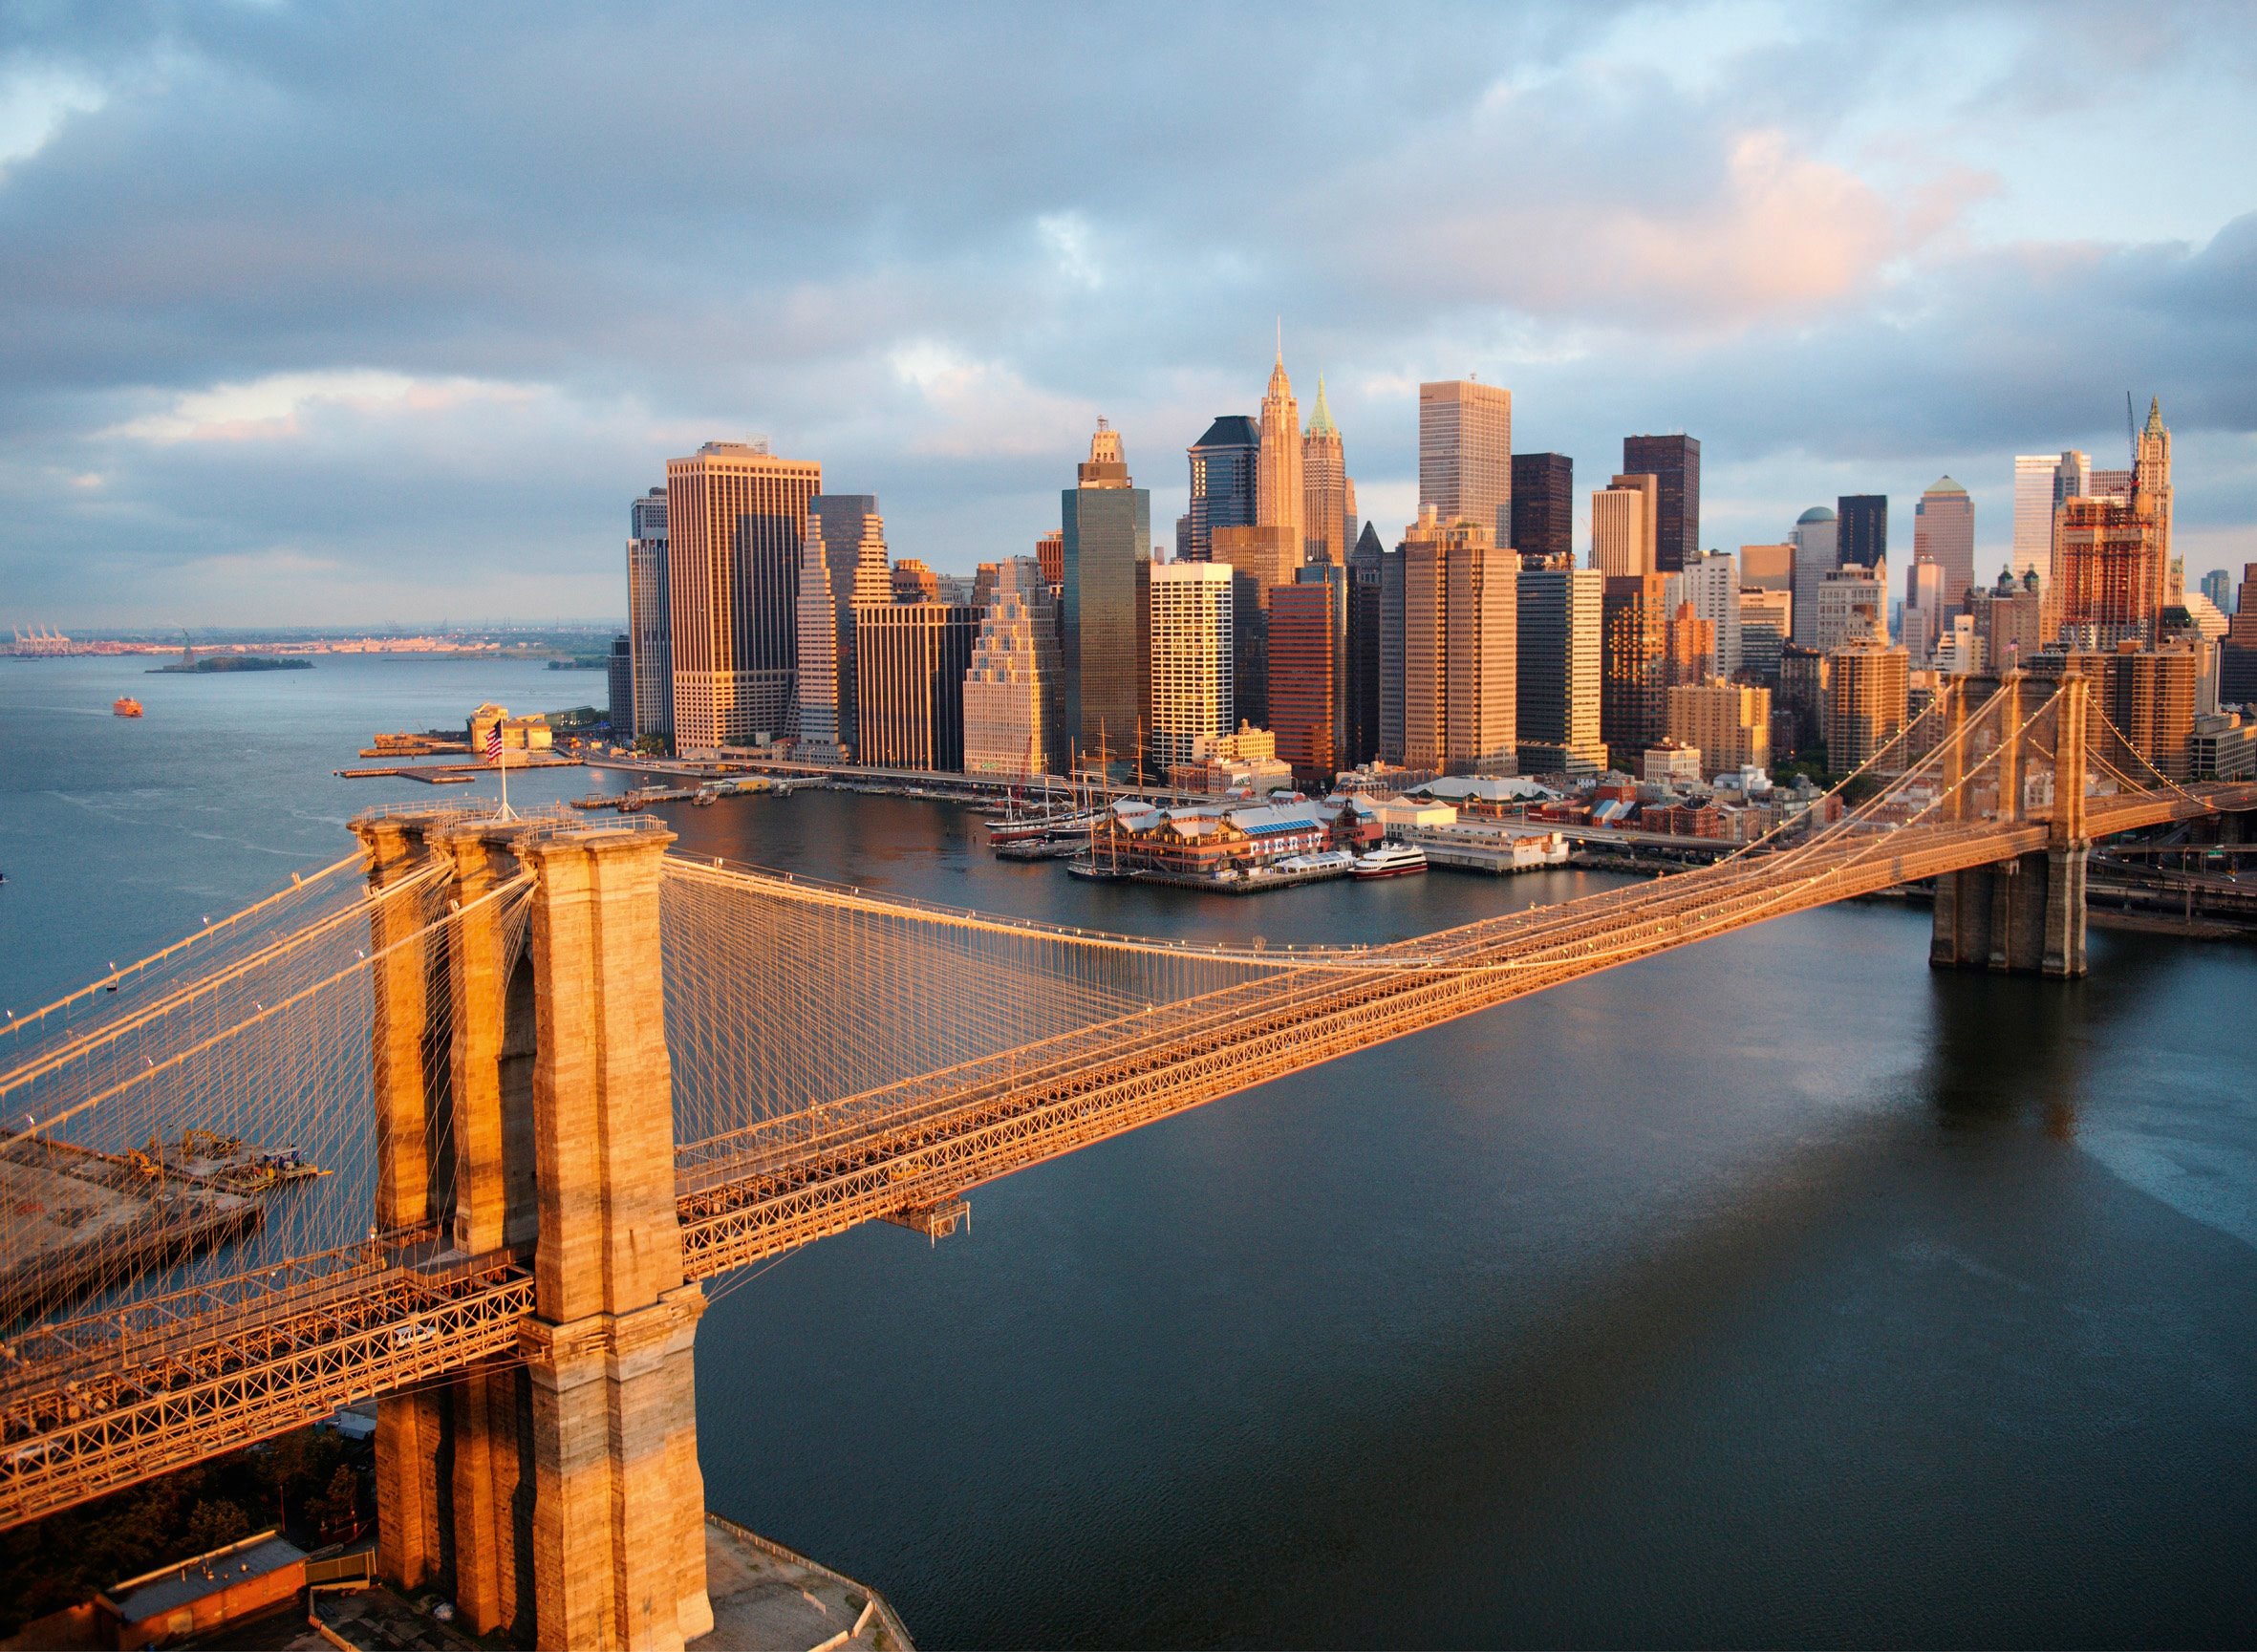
(484, 721), (504, 763)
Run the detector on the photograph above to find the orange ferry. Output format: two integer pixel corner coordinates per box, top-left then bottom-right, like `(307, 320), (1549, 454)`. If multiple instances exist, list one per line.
(113, 697), (143, 718)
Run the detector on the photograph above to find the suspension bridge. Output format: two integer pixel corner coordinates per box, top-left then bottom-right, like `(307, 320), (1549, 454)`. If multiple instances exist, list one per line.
(2, 670), (2250, 1647)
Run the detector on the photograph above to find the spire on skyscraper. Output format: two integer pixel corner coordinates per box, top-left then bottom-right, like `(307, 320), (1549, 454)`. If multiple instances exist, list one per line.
(1257, 347), (1303, 549)
(1300, 373), (1347, 565)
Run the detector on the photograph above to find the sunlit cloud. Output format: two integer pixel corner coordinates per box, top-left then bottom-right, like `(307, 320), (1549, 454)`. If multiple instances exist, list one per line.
(0, 62), (105, 177)
(102, 372), (544, 445)
(0, 2), (2249, 626)
(887, 342), (1095, 459)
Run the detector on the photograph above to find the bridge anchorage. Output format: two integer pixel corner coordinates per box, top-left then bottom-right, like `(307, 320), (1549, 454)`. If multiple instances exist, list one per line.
(0, 670), (2249, 1649)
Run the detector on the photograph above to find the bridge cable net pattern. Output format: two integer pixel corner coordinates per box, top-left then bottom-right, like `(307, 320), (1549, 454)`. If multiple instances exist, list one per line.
(6, 675), (2247, 1530)
(0, 862), (536, 1520)
(658, 672), (2175, 1281)
(663, 861), (1313, 1182)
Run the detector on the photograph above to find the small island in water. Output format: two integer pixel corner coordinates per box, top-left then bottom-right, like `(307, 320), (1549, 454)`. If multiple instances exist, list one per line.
(150, 654), (313, 674)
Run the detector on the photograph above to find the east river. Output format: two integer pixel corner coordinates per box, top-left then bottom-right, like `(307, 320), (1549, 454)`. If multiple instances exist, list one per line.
(4, 655), (2254, 1647)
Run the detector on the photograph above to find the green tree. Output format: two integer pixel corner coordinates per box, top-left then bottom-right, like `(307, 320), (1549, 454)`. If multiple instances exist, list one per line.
(182, 1498), (250, 1555)
(311, 1466), (362, 1534)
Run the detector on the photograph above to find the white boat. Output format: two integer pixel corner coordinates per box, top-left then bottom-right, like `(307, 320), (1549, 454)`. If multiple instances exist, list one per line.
(1353, 842), (1428, 879)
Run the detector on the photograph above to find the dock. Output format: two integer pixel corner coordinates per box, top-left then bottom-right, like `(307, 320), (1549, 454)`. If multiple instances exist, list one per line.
(1067, 861), (1353, 894)
(334, 757), (583, 782)
(0, 1134), (269, 1322)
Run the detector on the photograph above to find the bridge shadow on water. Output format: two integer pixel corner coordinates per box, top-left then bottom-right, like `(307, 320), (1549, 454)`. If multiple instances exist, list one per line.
(768, 927), (2257, 1652)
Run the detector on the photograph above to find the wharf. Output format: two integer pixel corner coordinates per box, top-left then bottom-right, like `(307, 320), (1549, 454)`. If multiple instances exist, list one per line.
(1408, 831), (1573, 876)
(356, 740), (471, 759)
(333, 765), (475, 784)
(309, 1513), (914, 1651)
(0, 1134), (266, 1321)
(1069, 861), (1352, 895)
(574, 786), (702, 812)
(333, 757), (582, 782)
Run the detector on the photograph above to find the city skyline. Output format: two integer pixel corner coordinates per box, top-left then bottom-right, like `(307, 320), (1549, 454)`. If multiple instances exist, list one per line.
(3, 6), (2254, 626)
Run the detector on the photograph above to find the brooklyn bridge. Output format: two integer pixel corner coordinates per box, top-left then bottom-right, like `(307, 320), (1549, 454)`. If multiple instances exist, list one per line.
(3, 670), (2251, 1648)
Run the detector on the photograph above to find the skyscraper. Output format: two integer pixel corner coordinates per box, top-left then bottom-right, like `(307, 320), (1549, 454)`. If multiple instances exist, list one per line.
(1901, 558), (1944, 667)
(1838, 494), (1887, 570)
(1740, 542), (1794, 593)
(962, 557), (1064, 781)
(607, 634), (633, 739)
(1666, 682), (1771, 778)
(1738, 587), (1792, 684)
(1301, 377), (1349, 567)
(2055, 493), (2165, 644)
(1601, 574), (1671, 768)
(2137, 397), (2173, 570)
(1269, 579), (1338, 783)
(1185, 416), (1258, 564)
(1257, 352), (1304, 555)
(1666, 549), (1741, 676)
(811, 495), (880, 592)
(1149, 561), (1235, 775)
(890, 558), (940, 603)
(665, 440), (822, 752)
(1036, 528), (1064, 590)
(1211, 524), (1299, 731)
(1515, 564), (1605, 775)
(800, 493), (881, 756)
(1816, 568), (1887, 650)
(1345, 523), (1386, 767)
(1418, 379), (1512, 545)
(1060, 419), (1152, 774)
(1970, 569), (2046, 670)
(2012, 454), (2074, 591)
(795, 522), (844, 757)
(852, 599), (979, 771)
(1592, 473), (1658, 577)
(1789, 506), (1838, 647)
(1913, 477), (1975, 616)
(1621, 434), (1700, 573)
(1379, 528), (1408, 765)
(1510, 452), (1574, 567)
(1824, 636), (1909, 770)
(2222, 563), (2257, 705)
(2201, 568), (2233, 614)
(1400, 507), (1518, 774)
(626, 485), (671, 744)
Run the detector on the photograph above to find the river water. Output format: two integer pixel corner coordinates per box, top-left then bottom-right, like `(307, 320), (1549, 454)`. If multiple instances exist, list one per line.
(4, 655), (2254, 1647)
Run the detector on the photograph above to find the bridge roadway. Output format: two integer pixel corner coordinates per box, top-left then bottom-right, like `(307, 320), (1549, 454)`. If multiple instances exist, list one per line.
(4, 783), (2251, 1529)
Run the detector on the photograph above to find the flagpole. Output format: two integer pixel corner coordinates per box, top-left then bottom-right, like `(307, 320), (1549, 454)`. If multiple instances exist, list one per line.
(500, 739), (511, 820)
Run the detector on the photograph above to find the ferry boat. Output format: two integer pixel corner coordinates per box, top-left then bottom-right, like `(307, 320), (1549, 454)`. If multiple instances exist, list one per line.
(1352, 842), (1428, 879)
(112, 697), (143, 718)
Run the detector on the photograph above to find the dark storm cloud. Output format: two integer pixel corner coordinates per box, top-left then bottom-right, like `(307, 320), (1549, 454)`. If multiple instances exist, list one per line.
(0, 1), (2251, 624)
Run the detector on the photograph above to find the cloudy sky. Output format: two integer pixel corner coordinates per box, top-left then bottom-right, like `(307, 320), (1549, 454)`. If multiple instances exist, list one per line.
(4, 1), (2254, 628)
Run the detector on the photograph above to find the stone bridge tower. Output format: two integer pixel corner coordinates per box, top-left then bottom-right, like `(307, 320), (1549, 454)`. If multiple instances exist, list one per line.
(1928, 670), (2090, 977)
(353, 810), (711, 1650)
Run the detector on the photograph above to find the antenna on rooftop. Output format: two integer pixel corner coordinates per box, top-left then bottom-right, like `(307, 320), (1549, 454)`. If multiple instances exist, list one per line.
(2126, 392), (2137, 470)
